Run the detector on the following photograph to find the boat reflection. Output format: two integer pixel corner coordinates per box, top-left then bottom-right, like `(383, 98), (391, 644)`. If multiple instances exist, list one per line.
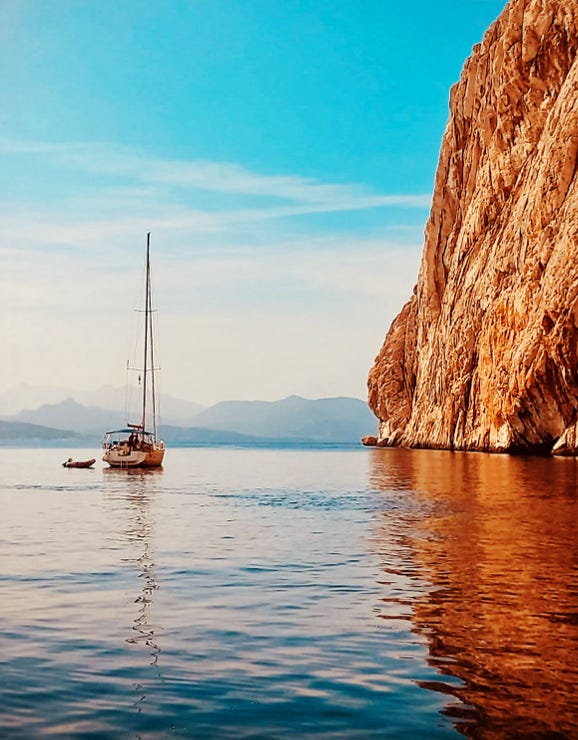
(104, 467), (163, 709)
(369, 448), (578, 737)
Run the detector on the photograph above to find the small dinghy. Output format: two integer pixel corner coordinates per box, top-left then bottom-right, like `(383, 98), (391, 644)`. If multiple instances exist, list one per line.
(62, 458), (96, 468)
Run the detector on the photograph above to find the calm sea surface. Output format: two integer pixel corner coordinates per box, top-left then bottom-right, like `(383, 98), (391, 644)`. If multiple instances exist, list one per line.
(1, 446), (577, 738)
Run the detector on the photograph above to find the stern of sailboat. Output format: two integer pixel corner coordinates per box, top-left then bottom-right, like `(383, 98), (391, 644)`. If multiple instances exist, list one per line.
(141, 443), (165, 467)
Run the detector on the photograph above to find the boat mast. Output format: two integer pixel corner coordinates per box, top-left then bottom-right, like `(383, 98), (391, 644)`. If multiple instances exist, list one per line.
(141, 233), (151, 431)
(149, 250), (158, 440)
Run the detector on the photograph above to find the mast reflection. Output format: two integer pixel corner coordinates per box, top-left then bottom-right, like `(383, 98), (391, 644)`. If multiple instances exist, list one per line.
(369, 448), (578, 737)
(105, 467), (163, 709)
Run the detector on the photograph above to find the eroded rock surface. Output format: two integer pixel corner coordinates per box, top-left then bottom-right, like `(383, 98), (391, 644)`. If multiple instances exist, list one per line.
(368, 0), (578, 454)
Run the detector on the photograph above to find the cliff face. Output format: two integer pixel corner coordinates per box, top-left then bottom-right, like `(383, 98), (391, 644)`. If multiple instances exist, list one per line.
(368, 0), (578, 454)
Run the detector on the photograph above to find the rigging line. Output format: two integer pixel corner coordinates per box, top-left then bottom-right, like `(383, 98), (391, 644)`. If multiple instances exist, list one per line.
(125, 257), (145, 428)
(147, 255), (158, 439)
(146, 233), (160, 439)
(141, 233), (151, 430)
(125, 359), (130, 427)
(150, 292), (157, 440)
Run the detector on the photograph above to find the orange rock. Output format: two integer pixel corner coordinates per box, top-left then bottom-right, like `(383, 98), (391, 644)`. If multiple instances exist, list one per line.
(361, 435), (378, 447)
(368, 0), (578, 454)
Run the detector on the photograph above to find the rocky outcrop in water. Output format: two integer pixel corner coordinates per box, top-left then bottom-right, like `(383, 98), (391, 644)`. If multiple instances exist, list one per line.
(367, 0), (578, 454)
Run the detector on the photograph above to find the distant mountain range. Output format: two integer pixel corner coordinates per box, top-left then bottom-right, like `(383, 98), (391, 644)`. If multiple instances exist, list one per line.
(0, 420), (84, 443)
(0, 384), (204, 423)
(0, 385), (375, 446)
(190, 396), (374, 442)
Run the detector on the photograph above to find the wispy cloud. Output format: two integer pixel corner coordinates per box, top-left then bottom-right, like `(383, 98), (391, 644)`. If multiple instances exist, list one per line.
(0, 228), (422, 402)
(0, 136), (431, 220)
(141, 158), (431, 209)
(0, 135), (426, 402)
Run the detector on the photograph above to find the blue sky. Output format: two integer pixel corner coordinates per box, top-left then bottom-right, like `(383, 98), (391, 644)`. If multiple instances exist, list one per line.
(1, 0), (505, 406)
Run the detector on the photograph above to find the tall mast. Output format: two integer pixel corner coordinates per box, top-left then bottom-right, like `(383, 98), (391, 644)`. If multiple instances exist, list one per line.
(141, 233), (151, 430)
(149, 254), (158, 439)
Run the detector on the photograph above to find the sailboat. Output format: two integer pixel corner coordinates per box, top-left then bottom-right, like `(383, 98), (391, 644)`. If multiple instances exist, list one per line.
(102, 233), (166, 468)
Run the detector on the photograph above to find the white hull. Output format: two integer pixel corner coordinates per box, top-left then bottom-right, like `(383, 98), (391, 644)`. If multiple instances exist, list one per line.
(102, 451), (164, 467)
(103, 448), (147, 467)
(103, 437), (165, 468)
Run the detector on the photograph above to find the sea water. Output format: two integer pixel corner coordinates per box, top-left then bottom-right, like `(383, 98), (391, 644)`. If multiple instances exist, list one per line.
(1, 446), (577, 738)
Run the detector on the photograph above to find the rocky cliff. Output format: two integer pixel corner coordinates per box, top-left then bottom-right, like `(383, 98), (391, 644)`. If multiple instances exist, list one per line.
(367, 0), (578, 454)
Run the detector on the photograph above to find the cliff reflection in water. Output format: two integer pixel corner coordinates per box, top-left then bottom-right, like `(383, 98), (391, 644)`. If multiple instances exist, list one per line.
(369, 448), (578, 738)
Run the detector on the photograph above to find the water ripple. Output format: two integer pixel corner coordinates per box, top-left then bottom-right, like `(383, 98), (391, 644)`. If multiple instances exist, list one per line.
(1, 447), (577, 737)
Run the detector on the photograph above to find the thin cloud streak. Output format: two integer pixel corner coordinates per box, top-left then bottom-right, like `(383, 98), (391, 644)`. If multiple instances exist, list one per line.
(1, 135), (426, 402)
(1, 230), (421, 403)
(1, 136), (431, 216)
(144, 160), (431, 208)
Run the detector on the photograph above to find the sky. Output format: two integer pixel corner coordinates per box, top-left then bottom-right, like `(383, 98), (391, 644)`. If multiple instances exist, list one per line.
(0, 0), (506, 406)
